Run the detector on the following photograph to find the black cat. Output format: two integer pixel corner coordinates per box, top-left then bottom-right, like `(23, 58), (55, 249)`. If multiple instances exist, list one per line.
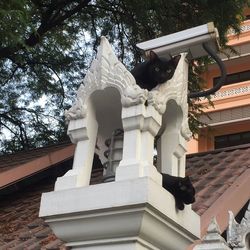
(131, 51), (181, 91)
(162, 173), (195, 210)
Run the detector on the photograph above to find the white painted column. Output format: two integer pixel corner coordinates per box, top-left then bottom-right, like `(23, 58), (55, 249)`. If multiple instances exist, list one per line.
(115, 103), (162, 184)
(153, 54), (191, 177)
(158, 130), (187, 177)
(55, 100), (98, 190)
(141, 105), (163, 180)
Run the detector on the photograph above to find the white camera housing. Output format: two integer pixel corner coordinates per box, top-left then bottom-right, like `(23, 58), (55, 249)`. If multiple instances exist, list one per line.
(136, 22), (220, 59)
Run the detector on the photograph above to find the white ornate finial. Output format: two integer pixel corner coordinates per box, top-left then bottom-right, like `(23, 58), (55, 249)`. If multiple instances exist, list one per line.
(194, 217), (231, 250)
(227, 203), (250, 249)
(207, 217), (222, 234)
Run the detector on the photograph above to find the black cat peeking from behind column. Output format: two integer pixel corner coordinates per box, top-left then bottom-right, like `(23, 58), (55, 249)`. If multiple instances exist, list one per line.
(93, 149), (195, 210)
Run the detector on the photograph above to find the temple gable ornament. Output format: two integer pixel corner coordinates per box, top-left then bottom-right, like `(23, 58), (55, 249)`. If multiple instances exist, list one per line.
(65, 37), (148, 122)
(195, 202), (250, 250)
(227, 204), (250, 249)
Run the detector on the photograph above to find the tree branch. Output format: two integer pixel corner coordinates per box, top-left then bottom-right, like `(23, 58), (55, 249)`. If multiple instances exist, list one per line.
(0, 0), (91, 60)
(2, 66), (19, 86)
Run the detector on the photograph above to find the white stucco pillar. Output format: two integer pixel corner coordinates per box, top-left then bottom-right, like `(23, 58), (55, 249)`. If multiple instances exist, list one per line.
(116, 103), (162, 184)
(148, 53), (191, 177)
(54, 100), (98, 190)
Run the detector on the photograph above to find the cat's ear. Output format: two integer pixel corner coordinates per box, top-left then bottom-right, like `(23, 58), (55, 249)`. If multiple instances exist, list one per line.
(149, 51), (158, 61)
(172, 55), (181, 66)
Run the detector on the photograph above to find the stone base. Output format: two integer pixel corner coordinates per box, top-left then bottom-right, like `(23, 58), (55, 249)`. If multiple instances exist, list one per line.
(40, 177), (200, 250)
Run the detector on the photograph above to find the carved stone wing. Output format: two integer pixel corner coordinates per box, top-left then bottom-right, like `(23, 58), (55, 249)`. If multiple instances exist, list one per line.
(147, 53), (192, 140)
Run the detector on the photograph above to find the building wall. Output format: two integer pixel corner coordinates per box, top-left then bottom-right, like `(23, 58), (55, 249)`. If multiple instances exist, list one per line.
(187, 13), (250, 154)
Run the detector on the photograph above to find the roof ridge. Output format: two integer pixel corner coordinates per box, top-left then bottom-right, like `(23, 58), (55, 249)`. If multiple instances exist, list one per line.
(0, 141), (72, 158)
(187, 143), (250, 158)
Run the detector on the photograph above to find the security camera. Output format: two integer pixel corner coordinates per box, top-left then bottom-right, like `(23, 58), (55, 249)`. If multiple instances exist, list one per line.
(136, 22), (220, 60)
(136, 22), (226, 98)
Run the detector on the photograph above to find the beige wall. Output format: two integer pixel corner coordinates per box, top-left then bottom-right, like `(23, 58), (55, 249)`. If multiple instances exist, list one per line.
(187, 18), (250, 154)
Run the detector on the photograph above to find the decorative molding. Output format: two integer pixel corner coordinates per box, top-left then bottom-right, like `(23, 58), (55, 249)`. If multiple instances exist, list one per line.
(228, 24), (250, 35)
(65, 36), (147, 122)
(121, 84), (148, 107)
(65, 97), (86, 122)
(212, 85), (250, 100)
(40, 177), (200, 250)
(227, 202), (250, 249)
(181, 119), (192, 140)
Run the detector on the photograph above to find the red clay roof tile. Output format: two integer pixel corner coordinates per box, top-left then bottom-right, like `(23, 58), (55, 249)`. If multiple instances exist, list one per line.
(0, 143), (249, 249)
(186, 143), (250, 217)
(0, 142), (72, 173)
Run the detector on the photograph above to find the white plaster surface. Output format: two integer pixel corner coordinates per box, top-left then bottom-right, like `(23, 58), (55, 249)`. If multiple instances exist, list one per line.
(40, 177), (200, 250)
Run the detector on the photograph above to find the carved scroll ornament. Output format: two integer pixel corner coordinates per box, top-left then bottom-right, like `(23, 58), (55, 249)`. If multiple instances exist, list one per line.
(147, 53), (192, 140)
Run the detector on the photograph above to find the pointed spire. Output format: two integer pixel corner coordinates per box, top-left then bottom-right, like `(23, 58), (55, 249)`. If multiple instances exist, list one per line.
(194, 217), (230, 250)
(65, 36), (147, 121)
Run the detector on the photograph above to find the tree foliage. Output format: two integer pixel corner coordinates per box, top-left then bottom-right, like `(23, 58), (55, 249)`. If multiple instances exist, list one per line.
(0, 0), (249, 153)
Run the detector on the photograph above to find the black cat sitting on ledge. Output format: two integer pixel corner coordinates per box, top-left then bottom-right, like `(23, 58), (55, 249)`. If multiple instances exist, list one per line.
(93, 145), (195, 210)
(131, 51), (181, 91)
(162, 173), (195, 210)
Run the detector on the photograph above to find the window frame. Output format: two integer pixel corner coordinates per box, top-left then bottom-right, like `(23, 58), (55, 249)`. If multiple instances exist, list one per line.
(214, 131), (250, 149)
(213, 70), (250, 87)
